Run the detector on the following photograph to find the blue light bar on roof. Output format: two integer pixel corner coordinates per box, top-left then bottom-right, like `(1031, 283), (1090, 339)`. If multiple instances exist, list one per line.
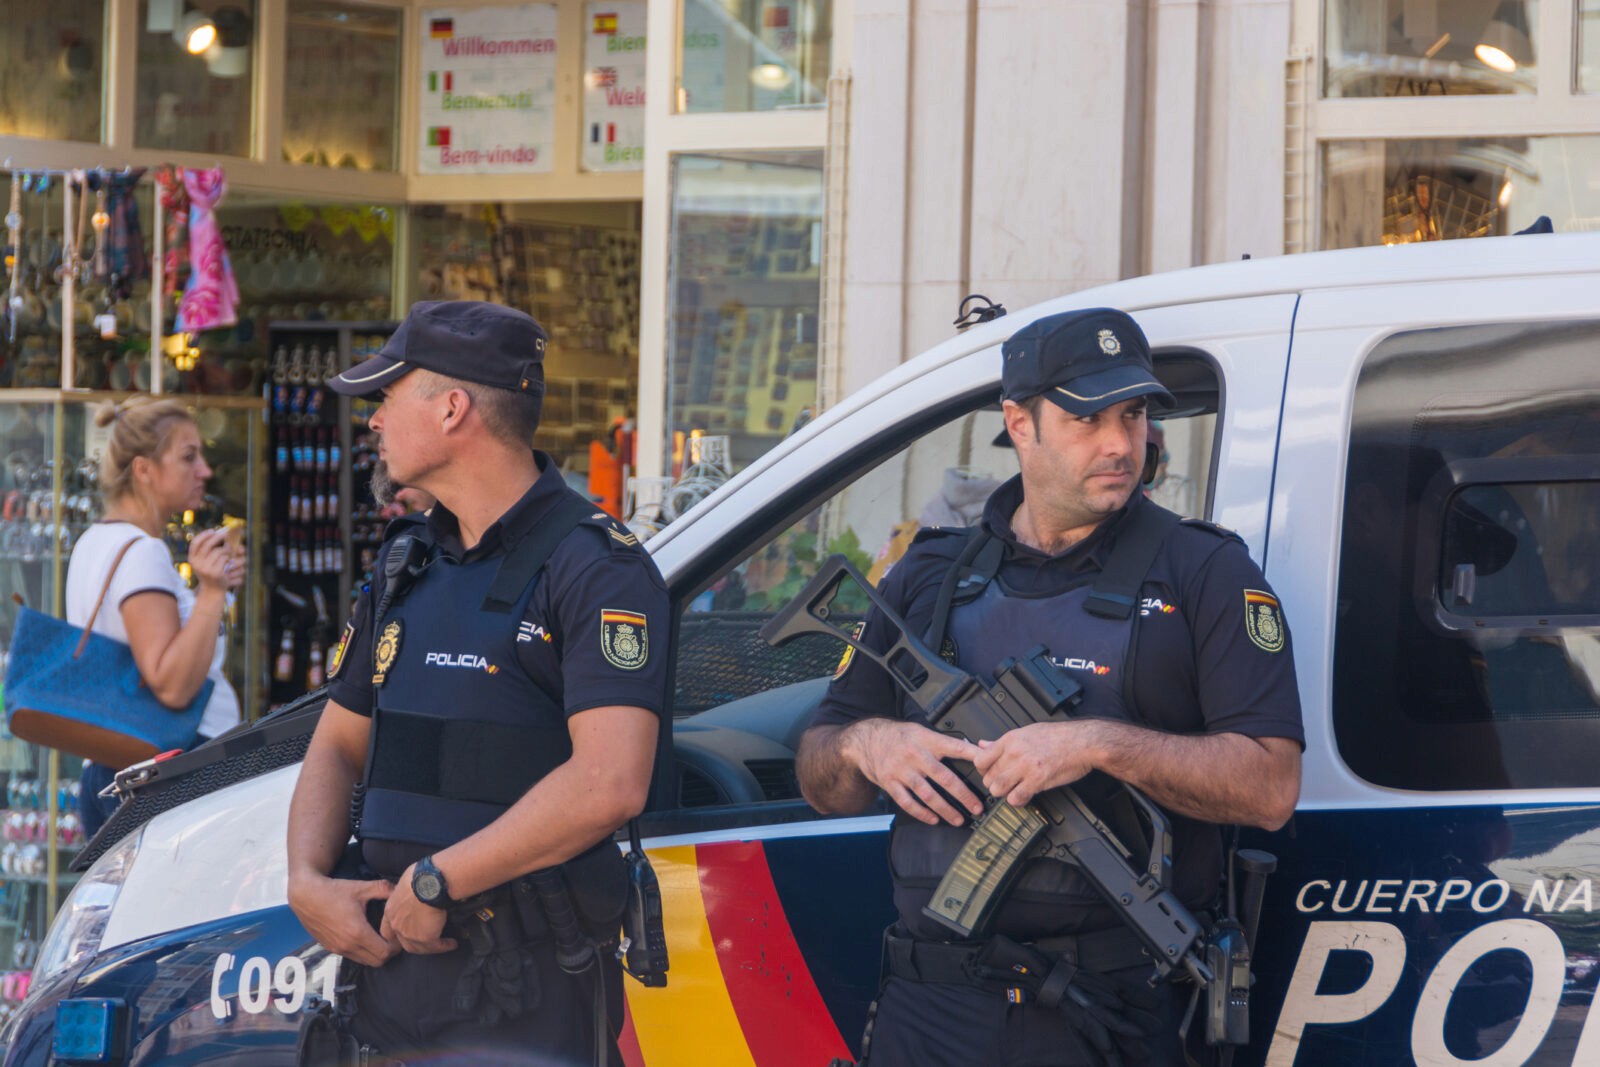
(53, 998), (127, 1063)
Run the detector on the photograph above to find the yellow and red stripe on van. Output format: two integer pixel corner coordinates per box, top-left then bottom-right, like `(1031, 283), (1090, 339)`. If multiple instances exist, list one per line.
(619, 841), (854, 1066)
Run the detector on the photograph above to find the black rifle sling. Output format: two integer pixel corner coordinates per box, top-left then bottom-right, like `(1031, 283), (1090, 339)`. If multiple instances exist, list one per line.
(481, 490), (599, 613)
(923, 529), (1005, 652)
(1084, 503), (1182, 620)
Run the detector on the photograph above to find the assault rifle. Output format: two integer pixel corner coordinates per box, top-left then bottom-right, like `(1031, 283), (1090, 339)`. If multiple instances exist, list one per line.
(760, 555), (1214, 988)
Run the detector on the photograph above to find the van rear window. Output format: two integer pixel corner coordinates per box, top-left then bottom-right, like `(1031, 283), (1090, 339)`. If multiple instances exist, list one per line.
(1334, 322), (1600, 791)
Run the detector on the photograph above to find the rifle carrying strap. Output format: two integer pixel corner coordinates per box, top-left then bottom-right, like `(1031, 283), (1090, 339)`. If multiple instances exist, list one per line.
(481, 490), (599, 613)
(923, 529), (1004, 651)
(1084, 503), (1181, 620)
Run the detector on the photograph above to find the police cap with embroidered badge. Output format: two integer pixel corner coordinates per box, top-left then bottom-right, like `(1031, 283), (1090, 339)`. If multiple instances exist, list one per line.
(1000, 307), (1174, 416)
(328, 300), (548, 399)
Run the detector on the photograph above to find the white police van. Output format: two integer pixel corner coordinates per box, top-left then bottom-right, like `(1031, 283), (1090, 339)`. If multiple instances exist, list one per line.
(8, 232), (1600, 1066)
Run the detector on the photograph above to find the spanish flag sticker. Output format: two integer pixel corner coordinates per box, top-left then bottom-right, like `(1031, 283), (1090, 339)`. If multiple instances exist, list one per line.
(328, 621), (355, 679)
(833, 622), (866, 680)
(601, 609), (649, 670)
(1243, 590), (1285, 653)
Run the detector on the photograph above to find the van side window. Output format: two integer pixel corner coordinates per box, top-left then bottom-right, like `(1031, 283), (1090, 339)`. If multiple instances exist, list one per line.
(1333, 322), (1600, 791)
(666, 354), (1219, 811)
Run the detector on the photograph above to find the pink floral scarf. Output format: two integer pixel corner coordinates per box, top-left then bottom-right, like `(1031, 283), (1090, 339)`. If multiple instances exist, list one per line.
(172, 167), (239, 334)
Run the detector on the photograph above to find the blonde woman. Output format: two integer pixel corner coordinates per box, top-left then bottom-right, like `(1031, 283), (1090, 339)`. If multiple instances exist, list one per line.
(64, 398), (245, 835)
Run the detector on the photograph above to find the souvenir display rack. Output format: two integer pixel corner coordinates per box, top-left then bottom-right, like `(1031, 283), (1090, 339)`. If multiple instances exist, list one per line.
(264, 321), (397, 711)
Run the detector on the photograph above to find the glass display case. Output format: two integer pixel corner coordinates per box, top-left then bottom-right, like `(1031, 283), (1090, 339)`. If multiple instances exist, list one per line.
(0, 389), (264, 951)
(265, 321), (396, 711)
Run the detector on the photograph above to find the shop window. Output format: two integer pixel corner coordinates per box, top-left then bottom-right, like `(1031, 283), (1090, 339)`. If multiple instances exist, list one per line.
(1333, 321), (1600, 791)
(1324, 0), (1536, 97)
(1321, 136), (1600, 249)
(283, 2), (402, 172)
(1582, 0), (1600, 91)
(0, 1), (106, 143)
(667, 152), (822, 471)
(220, 194), (398, 397)
(136, 0), (257, 157)
(409, 203), (642, 469)
(678, 0), (831, 112)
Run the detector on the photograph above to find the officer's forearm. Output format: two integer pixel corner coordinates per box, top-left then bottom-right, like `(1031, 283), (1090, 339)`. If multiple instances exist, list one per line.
(287, 703), (368, 886)
(797, 722), (881, 816)
(1085, 722), (1300, 830)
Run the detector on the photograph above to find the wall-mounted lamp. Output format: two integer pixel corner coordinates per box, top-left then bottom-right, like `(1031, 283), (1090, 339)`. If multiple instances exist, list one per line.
(175, 8), (218, 55)
(1475, 0), (1532, 73)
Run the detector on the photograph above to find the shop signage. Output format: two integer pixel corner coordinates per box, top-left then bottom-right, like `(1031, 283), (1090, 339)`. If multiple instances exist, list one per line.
(418, 5), (558, 175)
(582, 1), (646, 172)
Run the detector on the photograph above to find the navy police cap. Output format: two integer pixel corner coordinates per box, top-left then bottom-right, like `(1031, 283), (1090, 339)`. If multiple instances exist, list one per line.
(329, 300), (548, 398)
(1000, 307), (1174, 416)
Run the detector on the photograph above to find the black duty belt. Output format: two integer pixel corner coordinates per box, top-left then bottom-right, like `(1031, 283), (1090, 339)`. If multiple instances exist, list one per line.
(885, 927), (1155, 987)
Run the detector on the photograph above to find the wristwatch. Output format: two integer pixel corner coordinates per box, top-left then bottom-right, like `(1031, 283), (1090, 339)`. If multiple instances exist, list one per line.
(411, 855), (455, 909)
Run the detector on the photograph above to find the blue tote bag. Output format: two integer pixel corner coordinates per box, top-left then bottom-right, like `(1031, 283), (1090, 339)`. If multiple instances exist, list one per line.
(5, 538), (211, 769)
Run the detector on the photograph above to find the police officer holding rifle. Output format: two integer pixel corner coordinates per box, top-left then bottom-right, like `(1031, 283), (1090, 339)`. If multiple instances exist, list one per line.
(795, 308), (1304, 1066)
(287, 301), (669, 1065)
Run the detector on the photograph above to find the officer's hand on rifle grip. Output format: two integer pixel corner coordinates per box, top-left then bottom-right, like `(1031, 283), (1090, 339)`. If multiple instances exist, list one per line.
(842, 718), (985, 826)
(974, 721), (1102, 807)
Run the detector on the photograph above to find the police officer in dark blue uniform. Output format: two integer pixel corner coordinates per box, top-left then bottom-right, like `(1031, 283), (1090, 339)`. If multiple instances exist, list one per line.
(287, 301), (668, 1065)
(797, 308), (1304, 1067)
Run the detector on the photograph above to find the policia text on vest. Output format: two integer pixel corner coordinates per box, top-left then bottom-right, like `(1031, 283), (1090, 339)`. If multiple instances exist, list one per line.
(765, 555), (1274, 1059)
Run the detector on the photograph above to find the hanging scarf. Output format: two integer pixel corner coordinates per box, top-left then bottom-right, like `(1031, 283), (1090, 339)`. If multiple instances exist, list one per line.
(85, 168), (149, 293)
(154, 166), (190, 300)
(174, 167), (239, 334)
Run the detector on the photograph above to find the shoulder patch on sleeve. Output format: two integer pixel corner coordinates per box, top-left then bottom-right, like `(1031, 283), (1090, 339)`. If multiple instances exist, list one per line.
(600, 608), (650, 669)
(1178, 518), (1246, 546)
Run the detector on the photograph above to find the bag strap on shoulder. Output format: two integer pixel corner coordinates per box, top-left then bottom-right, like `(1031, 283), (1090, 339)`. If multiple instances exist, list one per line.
(75, 537), (145, 659)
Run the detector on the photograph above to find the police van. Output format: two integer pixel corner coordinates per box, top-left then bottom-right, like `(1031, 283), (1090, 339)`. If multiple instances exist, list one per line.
(6, 232), (1600, 1066)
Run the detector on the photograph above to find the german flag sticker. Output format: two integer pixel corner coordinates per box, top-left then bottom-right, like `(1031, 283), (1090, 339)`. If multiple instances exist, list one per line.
(601, 608), (649, 670)
(1243, 590), (1285, 653)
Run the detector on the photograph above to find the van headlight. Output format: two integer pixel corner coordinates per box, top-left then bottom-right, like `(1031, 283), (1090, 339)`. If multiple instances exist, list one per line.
(32, 830), (143, 984)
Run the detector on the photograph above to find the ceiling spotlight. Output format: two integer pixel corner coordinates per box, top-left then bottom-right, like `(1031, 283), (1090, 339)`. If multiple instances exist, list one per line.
(175, 9), (217, 55)
(204, 6), (252, 77)
(750, 62), (793, 90)
(1475, 1), (1532, 74)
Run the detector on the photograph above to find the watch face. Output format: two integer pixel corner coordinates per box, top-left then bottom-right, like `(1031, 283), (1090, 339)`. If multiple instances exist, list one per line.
(415, 871), (443, 902)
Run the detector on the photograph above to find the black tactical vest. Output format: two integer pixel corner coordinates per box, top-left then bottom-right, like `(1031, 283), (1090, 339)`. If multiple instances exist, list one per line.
(357, 502), (593, 877)
(890, 576), (1152, 941)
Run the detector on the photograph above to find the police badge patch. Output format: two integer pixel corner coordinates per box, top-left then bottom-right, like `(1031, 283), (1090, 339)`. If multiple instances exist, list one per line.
(1243, 590), (1285, 653)
(600, 609), (649, 670)
(373, 620), (402, 685)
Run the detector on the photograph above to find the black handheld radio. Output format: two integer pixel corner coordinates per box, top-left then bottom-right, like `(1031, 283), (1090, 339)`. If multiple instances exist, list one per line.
(618, 818), (669, 987)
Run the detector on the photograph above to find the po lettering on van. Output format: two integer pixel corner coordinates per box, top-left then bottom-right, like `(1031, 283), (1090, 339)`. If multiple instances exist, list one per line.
(1270, 877), (1600, 1064)
(210, 952), (340, 1020)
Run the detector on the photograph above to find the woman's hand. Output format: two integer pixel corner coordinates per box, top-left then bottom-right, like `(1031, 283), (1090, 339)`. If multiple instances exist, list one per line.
(189, 528), (242, 593)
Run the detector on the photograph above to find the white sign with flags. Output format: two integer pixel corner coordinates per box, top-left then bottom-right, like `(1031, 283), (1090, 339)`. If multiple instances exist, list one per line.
(418, 5), (557, 175)
(582, 2), (646, 172)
